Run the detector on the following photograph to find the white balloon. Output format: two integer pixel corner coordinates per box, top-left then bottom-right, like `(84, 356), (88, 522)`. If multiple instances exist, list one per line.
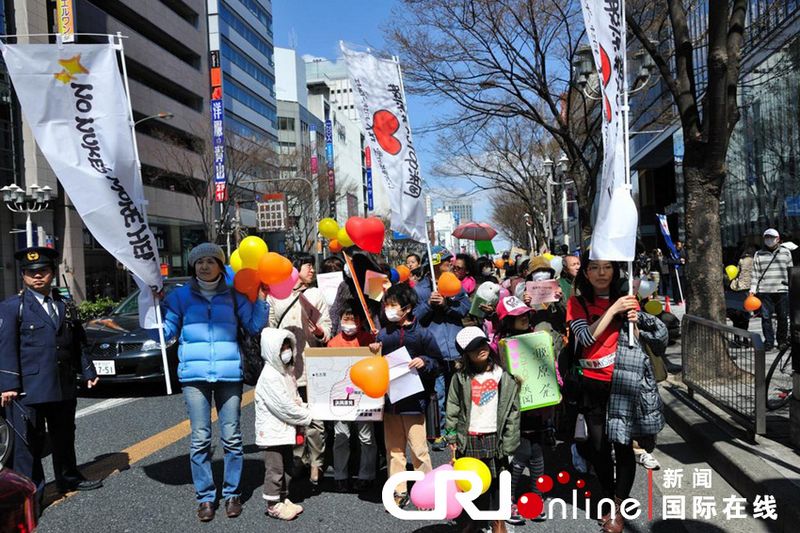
(550, 256), (563, 278)
(637, 279), (657, 299)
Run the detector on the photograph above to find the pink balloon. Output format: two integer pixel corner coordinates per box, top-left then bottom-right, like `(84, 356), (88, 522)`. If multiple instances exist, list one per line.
(410, 464), (452, 510)
(269, 268), (299, 299)
(498, 288), (511, 299)
(444, 474), (463, 520)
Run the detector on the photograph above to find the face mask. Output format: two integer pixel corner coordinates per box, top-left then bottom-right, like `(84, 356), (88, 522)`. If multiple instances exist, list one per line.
(765, 238), (778, 248)
(280, 349), (293, 364)
(482, 268), (493, 276)
(530, 272), (551, 282)
(340, 322), (358, 336)
(385, 308), (404, 323)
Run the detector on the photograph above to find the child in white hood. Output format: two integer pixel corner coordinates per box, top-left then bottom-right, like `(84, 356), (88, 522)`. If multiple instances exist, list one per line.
(255, 328), (311, 521)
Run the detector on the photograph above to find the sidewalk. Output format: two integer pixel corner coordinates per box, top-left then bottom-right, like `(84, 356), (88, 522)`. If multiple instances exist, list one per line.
(660, 301), (800, 533)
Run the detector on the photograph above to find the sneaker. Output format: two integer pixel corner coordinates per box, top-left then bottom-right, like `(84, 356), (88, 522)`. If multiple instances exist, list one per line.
(431, 437), (447, 451)
(283, 498), (303, 515)
(635, 451), (661, 470)
(266, 502), (299, 521)
(394, 492), (409, 508)
(506, 503), (525, 525)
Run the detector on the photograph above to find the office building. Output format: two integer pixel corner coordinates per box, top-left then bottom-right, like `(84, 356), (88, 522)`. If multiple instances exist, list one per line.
(217, 0), (277, 141)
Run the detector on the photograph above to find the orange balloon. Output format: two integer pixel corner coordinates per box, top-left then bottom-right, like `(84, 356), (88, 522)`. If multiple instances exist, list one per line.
(233, 268), (260, 302)
(396, 265), (411, 282)
(258, 252), (293, 285)
(329, 239), (343, 253)
(349, 356), (390, 398)
(744, 295), (762, 312)
(494, 259), (504, 269)
(437, 271), (463, 298)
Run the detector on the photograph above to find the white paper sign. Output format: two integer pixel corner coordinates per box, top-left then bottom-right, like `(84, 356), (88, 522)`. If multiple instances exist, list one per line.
(385, 346), (425, 404)
(305, 347), (384, 421)
(317, 271), (343, 307)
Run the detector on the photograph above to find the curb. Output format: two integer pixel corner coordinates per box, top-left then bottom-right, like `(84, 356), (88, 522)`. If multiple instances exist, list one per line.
(660, 382), (800, 533)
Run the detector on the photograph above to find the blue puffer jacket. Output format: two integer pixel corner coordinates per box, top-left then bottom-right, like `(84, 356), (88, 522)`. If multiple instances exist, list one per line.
(160, 279), (269, 383)
(378, 319), (442, 415)
(414, 276), (471, 361)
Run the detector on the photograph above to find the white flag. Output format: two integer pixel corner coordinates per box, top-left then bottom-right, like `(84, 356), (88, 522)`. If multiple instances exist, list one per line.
(341, 44), (428, 243)
(580, 0), (638, 260)
(1, 43), (163, 289)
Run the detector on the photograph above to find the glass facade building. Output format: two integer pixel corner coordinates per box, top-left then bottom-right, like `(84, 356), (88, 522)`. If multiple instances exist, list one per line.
(219, 0), (277, 142)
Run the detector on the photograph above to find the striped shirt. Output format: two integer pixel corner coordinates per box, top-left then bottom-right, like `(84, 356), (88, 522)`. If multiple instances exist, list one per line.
(566, 296), (618, 382)
(751, 246), (793, 294)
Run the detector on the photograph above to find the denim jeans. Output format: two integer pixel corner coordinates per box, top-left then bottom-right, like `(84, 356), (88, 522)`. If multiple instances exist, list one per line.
(758, 292), (790, 348)
(183, 381), (243, 503)
(434, 361), (456, 434)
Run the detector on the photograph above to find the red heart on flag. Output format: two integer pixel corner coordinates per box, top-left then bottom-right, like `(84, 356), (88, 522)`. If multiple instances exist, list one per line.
(373, 109), (402, 155)
(345, 216), (386, 254)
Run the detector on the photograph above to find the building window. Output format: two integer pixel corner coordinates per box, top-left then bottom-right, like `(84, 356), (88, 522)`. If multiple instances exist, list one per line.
(221, 37), (276, 96)
(238, 0), (273, 36)
(225, 79), (278, 127)
(219, 4), (274, 66)
(279, 117), (296, 131)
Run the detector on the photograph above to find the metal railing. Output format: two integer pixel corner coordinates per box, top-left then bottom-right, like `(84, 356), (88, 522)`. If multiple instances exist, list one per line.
(681, 315), (767, 438)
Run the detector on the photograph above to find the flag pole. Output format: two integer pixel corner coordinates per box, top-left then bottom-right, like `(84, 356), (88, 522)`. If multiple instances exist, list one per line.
(342, 251), (378, 335)
(620, 1), (636, 347)
(394, 54), (437, 292)
(115, 32), (171, 394)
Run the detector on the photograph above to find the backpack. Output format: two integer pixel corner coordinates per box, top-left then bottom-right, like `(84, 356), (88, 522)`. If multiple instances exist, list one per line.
(231, 292), (265, 386)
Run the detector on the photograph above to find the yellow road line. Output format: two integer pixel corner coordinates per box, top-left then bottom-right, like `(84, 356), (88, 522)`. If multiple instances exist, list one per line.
(45, 388), (255, 508)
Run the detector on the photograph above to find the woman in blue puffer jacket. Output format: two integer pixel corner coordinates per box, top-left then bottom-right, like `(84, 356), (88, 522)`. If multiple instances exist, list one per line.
(160, 243), (269, 522)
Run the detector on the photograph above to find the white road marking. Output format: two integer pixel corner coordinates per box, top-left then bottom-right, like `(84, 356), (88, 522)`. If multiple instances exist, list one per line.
(75, 397), (140, 419)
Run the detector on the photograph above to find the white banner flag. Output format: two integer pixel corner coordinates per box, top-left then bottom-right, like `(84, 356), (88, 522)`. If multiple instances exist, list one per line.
(580, 0), (638, 261)
(341, 44), (428, 243)
(1, 43), (162, 289)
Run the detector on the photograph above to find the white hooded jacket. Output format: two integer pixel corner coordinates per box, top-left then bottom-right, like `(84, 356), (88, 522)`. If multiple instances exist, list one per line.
(254, 328), (312, 447)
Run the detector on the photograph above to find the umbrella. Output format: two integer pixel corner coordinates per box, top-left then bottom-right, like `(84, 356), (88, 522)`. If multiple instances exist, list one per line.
(452, 222), (497, 241)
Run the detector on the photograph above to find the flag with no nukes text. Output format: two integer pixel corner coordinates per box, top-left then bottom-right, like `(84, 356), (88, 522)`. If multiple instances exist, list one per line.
(0, 43), (163, 292)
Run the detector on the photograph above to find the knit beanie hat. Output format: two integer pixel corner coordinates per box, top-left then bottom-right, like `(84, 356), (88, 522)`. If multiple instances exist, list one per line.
(188, 242), (225, 267)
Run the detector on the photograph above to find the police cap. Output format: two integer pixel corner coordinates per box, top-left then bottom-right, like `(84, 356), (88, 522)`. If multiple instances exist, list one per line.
(14, 246), (58, 271)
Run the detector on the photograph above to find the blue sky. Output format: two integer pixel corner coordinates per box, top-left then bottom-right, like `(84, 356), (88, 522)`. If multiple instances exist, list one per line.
(272, 0), (510, 250)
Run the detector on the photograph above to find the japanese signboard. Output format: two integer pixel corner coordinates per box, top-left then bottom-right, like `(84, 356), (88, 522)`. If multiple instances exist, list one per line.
(499, 332), (561, 411)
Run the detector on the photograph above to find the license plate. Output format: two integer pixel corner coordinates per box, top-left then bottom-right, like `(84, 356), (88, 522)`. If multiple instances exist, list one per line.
(93, 360), (116, 375)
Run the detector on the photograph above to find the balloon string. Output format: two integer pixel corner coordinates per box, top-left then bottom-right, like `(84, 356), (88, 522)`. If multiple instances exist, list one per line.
(342, 251), (378, 335)
(450, 446), (456, 465)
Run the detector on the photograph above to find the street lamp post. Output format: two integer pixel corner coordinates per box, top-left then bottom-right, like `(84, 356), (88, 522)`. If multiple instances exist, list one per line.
(543, 154), (572, 252)
(1, 183), (54, 247)
(523, 213), (535, 252)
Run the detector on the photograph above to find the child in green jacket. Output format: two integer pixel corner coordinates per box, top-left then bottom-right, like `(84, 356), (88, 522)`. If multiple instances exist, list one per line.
(445, 326), (520, 533)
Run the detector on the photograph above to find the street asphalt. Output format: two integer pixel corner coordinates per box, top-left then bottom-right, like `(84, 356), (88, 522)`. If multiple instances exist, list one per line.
(31, 380), (775, 533)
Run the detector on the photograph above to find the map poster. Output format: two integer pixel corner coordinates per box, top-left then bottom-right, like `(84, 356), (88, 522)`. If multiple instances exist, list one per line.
(499, 331), (562, 411)
(305, 347), (384, 421)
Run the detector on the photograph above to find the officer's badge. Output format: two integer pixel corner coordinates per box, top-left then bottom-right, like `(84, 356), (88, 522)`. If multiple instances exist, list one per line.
(26, 251), (39, 261)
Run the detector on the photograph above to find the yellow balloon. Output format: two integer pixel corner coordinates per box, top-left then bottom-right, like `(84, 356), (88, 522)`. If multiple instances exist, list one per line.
(644, 299), (663, 316)
(337, 227), (354, 248)
(318, 218), (340, 240)
(453, 457), (492, 494)
(239, 236), (268, 269)
(543, 252), (555, 261)
(725, 265), (739, 281)
(230, 249), (243, 273)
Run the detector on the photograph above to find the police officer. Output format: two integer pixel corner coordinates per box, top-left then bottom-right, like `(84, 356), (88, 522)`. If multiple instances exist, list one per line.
(0, 246), (102, 502)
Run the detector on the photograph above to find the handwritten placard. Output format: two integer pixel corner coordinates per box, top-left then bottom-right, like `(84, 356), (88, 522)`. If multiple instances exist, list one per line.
(499, 331), (561, 411)
(525, 279), (560, 305)
(305, 347), (384, 421)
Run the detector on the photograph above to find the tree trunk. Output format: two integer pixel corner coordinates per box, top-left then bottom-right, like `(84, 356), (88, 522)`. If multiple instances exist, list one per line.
(683, 147), (747, 380)
(682, 158), (726, 324)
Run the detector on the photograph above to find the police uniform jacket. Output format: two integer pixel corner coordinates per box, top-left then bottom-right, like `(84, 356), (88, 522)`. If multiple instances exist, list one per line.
(0, 289), (97, 404)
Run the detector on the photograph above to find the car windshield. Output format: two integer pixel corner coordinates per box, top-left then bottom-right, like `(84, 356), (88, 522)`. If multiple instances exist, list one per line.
(112, 280), (189, 316)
